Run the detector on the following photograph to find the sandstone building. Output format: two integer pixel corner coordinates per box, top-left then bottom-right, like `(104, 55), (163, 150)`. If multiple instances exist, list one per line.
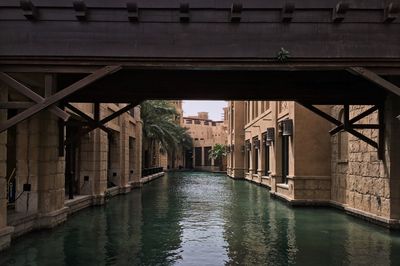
(0, 79), (146, 250)
(227, 100), (400, 228)
(184, 109), (228, 171)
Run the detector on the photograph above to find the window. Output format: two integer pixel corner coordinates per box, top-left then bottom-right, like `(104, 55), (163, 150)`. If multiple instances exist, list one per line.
(282, 134), (289, 184)
(194, 120), (201, 125)
(245, 140), (251, 173)
(195, 147), (202, 167)
(263, 134), (270, 176)
(252, 137), (259, 174)
(186, 119), (192, 124)
(204, 146), (212, 166)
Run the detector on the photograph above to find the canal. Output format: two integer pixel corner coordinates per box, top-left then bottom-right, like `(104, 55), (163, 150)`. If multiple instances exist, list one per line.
(1, 171), (400, 266)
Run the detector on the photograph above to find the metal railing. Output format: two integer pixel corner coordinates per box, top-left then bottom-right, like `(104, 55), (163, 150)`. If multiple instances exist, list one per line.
(142, 167), (163, 177)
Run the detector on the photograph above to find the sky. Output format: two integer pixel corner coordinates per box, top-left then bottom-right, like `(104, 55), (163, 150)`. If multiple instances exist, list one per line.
(182, 100), (227, 121)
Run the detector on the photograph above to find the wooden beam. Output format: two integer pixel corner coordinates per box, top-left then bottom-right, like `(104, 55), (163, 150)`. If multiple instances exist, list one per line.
(65, 101), (140, 145)
(299, 102), (381, 156)
(330, 105), (379, 135)
(65, 103), (110, 134)
(348, 67), (400, 96)
(0, 72), (69, 120)
(349, 105), (379, 124)
(94, 103), (100, 121)
(351, 124), (380, 129)
(0, 102), (34, 109)
(343, 104), (349, 130)
(378, 104), (385, 160)
(0, 65), (121, 133)
(347, 128), (378, 149)
(98, 101), (140, 125)
(298, 102), (341, 126)
(44, 74), (56, 97)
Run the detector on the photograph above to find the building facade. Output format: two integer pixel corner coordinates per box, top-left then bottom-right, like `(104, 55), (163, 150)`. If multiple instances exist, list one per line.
(184, 111), (228, 171)
(226, 101), (245, 178)
(167, 100), (185, 170)
(227, 99), (400, 228)
(0, 79), (144, 250)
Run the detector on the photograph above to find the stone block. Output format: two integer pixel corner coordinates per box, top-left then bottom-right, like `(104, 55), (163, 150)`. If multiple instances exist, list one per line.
(370, 196), (380, 214)
(0, 198), (7, 228)
(379, 164), (387, 177)
(304, 190), (315, 199)
(318, 180), (331, 190)
(347, 191), (355, 207)
(354, 193), (362, 207)
(383, 179), (390, 198)
(381, 198), (390, 217)
(361, 194), (371, 212)
(294, 180), (305, 189)
(368, 163), (380, 178)
(0, 226), (14, 251)
(304, 180), (318, 189)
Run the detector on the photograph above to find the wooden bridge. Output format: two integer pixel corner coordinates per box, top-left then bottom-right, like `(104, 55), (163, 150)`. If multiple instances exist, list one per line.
(0, 0), (400, 156)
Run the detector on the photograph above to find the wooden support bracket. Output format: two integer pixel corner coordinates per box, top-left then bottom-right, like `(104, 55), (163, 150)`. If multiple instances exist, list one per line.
(0, 102), (34, 109)
(298, 102), (385, 160)
(127, 2), (139, 22)
(384, 2), (399, 22)
(20, 0), (37, 20)
(65, 103), (111, 134)
(0, 65), (121, 133)
(0, 72), (69, 121)
(64, 101), (141, 145)
(348, 67), (400, 97)
(332, 1), (349, 22)
(282, 3), (295, 22)
(180, 3), (190, 22)
(230, 3), (242, 22)
(73, 0), (88, 21)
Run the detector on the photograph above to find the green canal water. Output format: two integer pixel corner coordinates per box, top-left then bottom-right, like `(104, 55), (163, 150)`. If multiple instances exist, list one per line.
(1, 171), (400, 266)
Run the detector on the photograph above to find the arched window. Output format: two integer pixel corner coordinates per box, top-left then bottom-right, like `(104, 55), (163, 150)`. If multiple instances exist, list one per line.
(338, 109), (348, 161)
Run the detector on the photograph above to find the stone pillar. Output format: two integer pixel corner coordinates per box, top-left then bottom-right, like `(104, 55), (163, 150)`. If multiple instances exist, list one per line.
(36, 111), (68, 229)
(270, 101), (279, 193)
(0, 85), (14, 251)
(93, 129), (108, 204)
(201, 147), (205, 166)
(249, 144), (254, 176)
(15, 115), (40, 214)
(119, 112), (131, 193)
(232, 101), (245, 178)
(131, 110), (142, 188)
(78, 133), (96, 196)
(388, 95), (400, 221)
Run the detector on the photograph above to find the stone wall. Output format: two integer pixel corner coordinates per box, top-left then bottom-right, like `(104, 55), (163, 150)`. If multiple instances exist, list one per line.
(330, 101), (400, 222)
(93, 128), (109, 202)
(0, 86), (8, 229)
(36, 111), (68, 228)
(15, 115), (40, 214)
(0, 85), (14, 250)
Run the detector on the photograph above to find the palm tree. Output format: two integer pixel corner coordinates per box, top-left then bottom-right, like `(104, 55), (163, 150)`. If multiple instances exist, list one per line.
(208, 144), (227, 171)
(141, 100), (193, 168)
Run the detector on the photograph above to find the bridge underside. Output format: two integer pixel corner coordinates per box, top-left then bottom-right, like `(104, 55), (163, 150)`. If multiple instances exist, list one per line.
(59, 68), (394, 104)
(0, 0), (399, 104)
(0, 0), (400, 154)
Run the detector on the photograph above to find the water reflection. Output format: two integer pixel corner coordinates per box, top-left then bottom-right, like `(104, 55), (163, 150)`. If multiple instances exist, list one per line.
(1, 172), (400, 266)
